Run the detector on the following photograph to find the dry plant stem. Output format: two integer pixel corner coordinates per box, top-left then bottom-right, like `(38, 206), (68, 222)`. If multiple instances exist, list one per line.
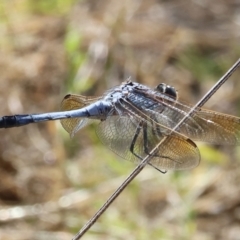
(73, 58), (240, 240)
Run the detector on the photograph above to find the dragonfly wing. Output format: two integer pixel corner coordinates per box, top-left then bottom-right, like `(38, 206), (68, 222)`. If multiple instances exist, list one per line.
(60, 94), (101, 137)
(149, 135), (200, 170)
(96, 116), (200, 170)
(191, 110), (240, 145)
(149, 99), (240, 145)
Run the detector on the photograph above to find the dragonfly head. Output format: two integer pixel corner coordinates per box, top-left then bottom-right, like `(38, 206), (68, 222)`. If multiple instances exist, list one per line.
(155, 83), (178, 100)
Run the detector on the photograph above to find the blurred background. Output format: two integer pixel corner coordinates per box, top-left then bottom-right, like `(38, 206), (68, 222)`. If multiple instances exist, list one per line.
(0, 0), (240, 239)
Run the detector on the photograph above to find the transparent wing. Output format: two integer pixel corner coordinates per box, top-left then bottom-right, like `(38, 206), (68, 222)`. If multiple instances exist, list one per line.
(96, 116), (200, 170)
(193, 109), (240, 144)
(60, 94), (101, 137)
(146, 96), (240, 145)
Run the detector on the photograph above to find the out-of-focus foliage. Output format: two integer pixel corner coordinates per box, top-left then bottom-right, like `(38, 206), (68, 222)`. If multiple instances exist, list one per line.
(27, 0), (77, 15)
(0, 0), (240, 240)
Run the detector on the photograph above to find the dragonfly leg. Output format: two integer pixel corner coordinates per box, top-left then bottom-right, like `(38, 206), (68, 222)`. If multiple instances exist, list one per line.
(129, 121), (144, 160)
(142, 122), (167, 174)
(129, 121), (167, 174)
(147, 162), (167, 174)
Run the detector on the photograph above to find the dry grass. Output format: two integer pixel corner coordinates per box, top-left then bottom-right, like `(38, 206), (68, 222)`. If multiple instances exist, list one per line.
(0, 0), (240, 239)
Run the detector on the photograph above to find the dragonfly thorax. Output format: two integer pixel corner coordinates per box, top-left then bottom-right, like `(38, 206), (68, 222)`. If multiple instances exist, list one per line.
(104, 81), (148, 103)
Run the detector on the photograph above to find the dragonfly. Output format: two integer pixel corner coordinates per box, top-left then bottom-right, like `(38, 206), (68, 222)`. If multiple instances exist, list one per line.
(0, 80), (240, 172)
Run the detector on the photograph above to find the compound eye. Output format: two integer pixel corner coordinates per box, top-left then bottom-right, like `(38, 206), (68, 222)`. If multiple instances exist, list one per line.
(156, 83), (166, 93)
(156, 83), (177, 99)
